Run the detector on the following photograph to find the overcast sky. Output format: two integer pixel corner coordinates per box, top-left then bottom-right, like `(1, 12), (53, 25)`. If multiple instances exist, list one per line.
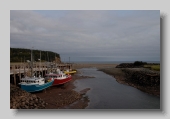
(10, 10), (160, 62)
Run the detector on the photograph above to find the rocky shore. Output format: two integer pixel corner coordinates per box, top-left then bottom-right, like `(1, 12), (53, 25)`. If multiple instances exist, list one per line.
(10, 63), (160, 109)
(122, 68), (160, 96)
(98, 63), (160, 97)
(10, 84), (48, 109)
(10, 73), (91, 109)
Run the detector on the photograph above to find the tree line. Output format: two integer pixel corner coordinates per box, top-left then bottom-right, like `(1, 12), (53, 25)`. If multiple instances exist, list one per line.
(10, 48), (60, 63)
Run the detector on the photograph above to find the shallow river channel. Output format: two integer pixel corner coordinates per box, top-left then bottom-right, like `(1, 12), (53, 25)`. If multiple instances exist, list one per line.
(73, 68), (160, 109)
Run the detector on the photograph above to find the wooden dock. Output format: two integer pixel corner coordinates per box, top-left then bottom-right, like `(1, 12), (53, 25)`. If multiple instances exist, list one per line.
(10, 62), (73, 85)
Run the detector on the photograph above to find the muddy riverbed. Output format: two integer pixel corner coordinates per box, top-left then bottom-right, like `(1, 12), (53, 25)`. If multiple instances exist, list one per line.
(10, 63), (160, 109)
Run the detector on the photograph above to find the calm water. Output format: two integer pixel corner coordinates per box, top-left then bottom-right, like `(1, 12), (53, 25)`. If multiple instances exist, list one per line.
(73, 68), (160, 109)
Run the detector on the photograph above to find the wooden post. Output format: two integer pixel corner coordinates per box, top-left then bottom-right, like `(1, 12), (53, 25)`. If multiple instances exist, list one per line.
(46, 65), (47, 74)
(38, 64), (40, 76)
(19, 65), (21, 82)
(41, 65), (43, 77)
(24, 62), (26, 77)
(45, 66), (47, 74)
(13, 65), (16, 85)
(35, 63), (37, 77)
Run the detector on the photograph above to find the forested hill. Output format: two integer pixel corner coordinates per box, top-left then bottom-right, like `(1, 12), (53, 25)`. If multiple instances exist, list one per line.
(10, 48), (60, 63)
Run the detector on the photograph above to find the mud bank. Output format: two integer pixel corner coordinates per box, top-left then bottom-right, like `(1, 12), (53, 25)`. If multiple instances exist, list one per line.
(10, 74), (91, 109)
(10, 63), (160, 109)
(98, 67), (160, 97)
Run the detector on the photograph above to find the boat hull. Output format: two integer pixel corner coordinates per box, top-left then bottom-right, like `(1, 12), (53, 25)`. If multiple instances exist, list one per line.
(52, 75), (72, 86)
(20, 80), (54, 93)
(64, 71), (76, 75)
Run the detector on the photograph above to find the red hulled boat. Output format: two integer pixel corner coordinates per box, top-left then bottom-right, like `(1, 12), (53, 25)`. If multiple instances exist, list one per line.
(44, 70), (72, 86)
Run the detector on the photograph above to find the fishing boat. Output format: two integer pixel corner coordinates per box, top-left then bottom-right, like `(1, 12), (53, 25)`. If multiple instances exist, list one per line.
(19, 75), (54, 93)
(44, 68), (72, 86)
(63, 57), (76, 75)
(18, 49), (54, 93)
(64, 69), (77, 75)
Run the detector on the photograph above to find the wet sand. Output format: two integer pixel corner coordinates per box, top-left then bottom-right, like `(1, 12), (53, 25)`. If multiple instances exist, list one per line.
(34, 63), (118, 109)
(34, 74), (91, 109)
(33, 63), (160, 109)
(73, 63), (126, 84)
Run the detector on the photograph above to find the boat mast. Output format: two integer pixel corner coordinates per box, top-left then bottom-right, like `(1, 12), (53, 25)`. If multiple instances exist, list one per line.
(40, 50), (41, 66)
(30, 47), (33, 77)
(47, 51), (49, 62)
(40, 50), (41, 77)
(55, 53), (56, 67)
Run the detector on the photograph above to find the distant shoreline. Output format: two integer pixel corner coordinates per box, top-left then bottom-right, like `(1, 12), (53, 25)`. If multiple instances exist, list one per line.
(68, 61), (160, 64)
(72, 63), (160, 97)
(10, 61), (160, 65)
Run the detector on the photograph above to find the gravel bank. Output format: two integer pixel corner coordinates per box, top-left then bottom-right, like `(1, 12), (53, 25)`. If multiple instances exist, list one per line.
(98, 66), (160, 97)
(10, 84), (48, 109)
(10, 63), (160, 109)
(10, 74), (91, 109)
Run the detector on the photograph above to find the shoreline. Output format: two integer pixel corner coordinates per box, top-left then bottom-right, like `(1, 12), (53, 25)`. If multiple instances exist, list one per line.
(73, 63), (160, 97)
(97, 67), (160, 97)
(10, 63), (160, 109)
(10, 74), (91, 109)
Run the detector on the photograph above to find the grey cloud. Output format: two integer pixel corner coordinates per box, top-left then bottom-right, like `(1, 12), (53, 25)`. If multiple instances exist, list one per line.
(10, 10), (160, 62)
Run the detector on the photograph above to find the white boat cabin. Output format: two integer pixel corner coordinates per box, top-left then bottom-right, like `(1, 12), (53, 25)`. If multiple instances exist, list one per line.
(45, 73), (69, 80)
(20, 75), (45, 85)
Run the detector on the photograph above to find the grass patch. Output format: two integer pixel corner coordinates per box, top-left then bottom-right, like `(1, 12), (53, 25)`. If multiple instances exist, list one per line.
(143, 65), (151, 68)
(143, 65), (160, 71)
(151, 65), (160, 71)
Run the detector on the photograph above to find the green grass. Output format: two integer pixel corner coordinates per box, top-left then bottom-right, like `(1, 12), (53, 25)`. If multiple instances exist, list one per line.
(143, 65), (151, 68)
(151, 65), (160, 71)
(143, 65), (160, 71)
